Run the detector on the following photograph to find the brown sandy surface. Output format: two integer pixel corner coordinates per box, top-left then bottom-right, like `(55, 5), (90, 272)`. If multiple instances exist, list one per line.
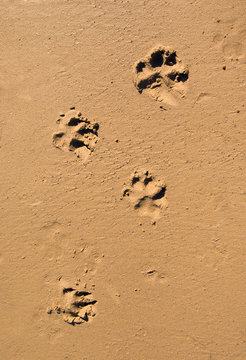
(0, 0), (246, 359)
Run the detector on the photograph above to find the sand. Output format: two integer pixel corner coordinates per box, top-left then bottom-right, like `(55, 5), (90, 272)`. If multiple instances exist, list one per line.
(0, 0), (246, 359)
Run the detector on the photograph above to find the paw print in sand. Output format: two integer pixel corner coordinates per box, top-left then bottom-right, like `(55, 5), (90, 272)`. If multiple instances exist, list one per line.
(48, 283), (97, 325)
(122, 170), (168, 220)
(53, 107), (99, 162)
(133, 46), (189, 107)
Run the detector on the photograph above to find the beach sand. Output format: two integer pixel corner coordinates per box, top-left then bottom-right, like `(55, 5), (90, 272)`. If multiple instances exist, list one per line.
(0, 0), (245, 359)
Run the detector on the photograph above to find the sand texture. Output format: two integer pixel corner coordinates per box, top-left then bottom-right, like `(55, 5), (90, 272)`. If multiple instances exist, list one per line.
(0, 0), (246, 359)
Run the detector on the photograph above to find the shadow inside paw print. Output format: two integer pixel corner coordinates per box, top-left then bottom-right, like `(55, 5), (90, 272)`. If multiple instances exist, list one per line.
(133, 46), (189, 107)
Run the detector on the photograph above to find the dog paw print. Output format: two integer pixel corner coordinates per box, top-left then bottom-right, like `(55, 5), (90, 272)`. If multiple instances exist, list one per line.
(133, 46), (189, 107)
(52, 107), (99, 162)
(122, 170), (167, 220)
(48, 284), (97, 325)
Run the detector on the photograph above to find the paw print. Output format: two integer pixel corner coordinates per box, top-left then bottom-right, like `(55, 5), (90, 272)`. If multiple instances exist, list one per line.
(48, 283), (97, 325)
(133, 46), (189, 107)
(122, 170), (167, 220)
(53, 107), (99, 162)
